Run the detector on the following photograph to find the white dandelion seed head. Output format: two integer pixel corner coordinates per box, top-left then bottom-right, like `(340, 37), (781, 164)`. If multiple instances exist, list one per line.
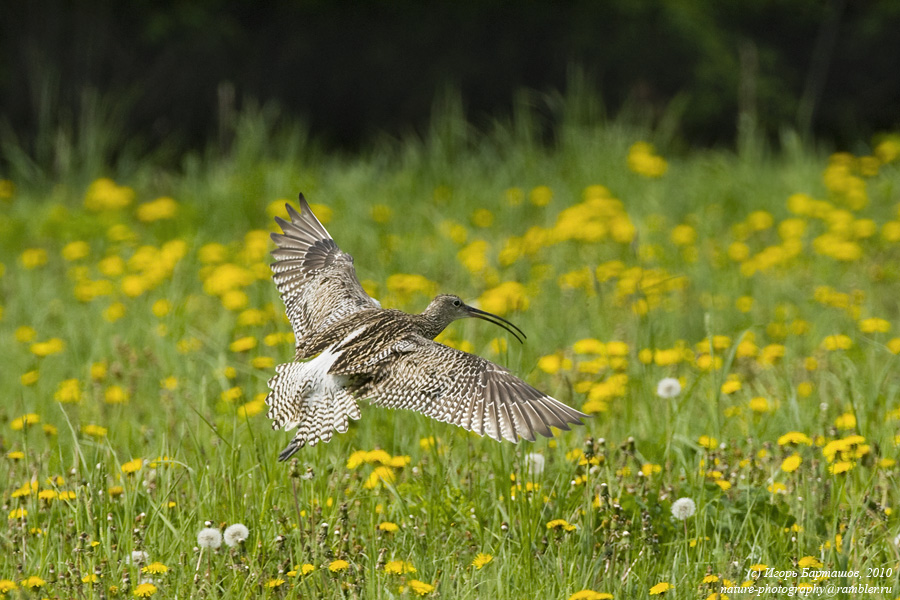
(894, 533), (900, 547)
(671, 497), (696, 520)
(197, 527), (222, 549)
(128, 550), (149, 565)
(524, 452), (545, 477)
(656, 377), (682, 399)
(224, 523), (249, 547)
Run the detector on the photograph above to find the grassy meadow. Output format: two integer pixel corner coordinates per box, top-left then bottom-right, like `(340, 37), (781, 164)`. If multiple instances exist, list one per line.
(2, 108), (900, 599)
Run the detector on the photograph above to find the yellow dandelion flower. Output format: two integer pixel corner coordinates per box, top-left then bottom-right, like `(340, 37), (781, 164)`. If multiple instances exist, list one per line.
(82, 424), (108, 438)
(641, 463), (662, 477)
(328, 559), (349, 573)
(859, 317), (890, 333)
(364, 466), (395, 489)
(649, 581), (673, 595)
(108, 486), (124, 498)
(749, 564), (767, 572)
(84, 177), (134, 211)
(670, 223), (696, 246)
(456, 240), (491, 274)
(378, 521), (399, 533)
(121, 458), (143, 474)
(385, 273), (438, 299)
(798, 556), (823, 569)
(748, 397), (770, 413)
(89, 361), (108, 381)
(20, 248), (48, 269)
(822, 334), (852, 351)
(237, 398), (266, 418)
(9, 508), (27, 519)
(568, 592), (613, 600)
(698, 435), (717, 449)
(702, 575), (719, 584)
(103, 301), (127, 322)
(10, 413), (40, 431)
(229, 336), (257, 352)
(346, 450), (369, 469)
(20, 576), (45, 589)
(384, 560), (416, 575)
(54, 378), (82, 404)
(471, 208), (494, 228)
(546, 519), (576, 532)
(62, 240), (91, 262)
(15, 326), (37, 343)
(104, 384), (129, 404)
(408, 579), (435, 596)
(780, 454), (802, 473)
(833, 413), (856, 430)
(151, 299), (171, 318)
(767, 482), (786, 494)
(828, 461), (853, 474)
(887, 338), (900, 354)
(720, 379), (742, 394)
(388, 455), (410, 468)
(471, 553), (493, 569)
(266, 578), (285, 589)
(136, 196), (178, 222)
(30, 337), (65, 357)
(529, 185), (553, 206)
(627, 142), (668, 178)
(478, 281), (529, 316)
(537, 353), (572, 375)
(142, 562), (168, 574)
(778, 431), (812, 446)
(220, 386), (242, 402)
(365, 449), (393, 465)
(250, 355), (275, 369)
(7, 450), (25, 460)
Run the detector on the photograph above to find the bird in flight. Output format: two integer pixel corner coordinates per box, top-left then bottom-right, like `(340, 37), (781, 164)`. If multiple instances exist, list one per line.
(266, 194), (587, 460)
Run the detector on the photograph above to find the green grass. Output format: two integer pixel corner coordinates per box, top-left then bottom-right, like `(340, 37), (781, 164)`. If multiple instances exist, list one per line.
(1, 105), (900, 599)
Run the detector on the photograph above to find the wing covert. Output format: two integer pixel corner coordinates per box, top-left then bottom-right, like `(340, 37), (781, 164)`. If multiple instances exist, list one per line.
(359, 338), (587, 442)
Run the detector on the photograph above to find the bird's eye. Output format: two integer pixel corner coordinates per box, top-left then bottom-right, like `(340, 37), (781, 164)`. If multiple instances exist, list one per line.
(453, 299), (461, 307)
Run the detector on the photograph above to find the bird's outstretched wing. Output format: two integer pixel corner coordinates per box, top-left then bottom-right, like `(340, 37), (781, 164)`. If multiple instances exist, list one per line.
(349, 337), (587, 442)
(271, 195), (379, 350)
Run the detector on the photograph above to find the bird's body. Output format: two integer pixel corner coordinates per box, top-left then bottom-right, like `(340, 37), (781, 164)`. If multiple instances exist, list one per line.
(266, 194), (587, 460)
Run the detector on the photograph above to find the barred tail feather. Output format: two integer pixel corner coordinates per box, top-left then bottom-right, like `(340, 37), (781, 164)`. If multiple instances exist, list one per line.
(265, 360), (360, 461)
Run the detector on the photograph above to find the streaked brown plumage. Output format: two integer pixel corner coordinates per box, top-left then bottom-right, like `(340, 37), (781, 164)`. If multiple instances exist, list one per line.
(266, 194), (587, 460)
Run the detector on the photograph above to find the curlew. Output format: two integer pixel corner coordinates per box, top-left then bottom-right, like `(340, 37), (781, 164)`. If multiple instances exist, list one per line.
(265, 194), (587, 461)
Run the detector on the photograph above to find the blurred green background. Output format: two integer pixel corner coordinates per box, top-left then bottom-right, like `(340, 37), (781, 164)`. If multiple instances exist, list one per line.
(2, 0), (899, 177)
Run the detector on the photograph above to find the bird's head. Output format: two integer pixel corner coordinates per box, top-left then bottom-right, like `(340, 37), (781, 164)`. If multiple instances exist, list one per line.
(424, 294), (526, 343)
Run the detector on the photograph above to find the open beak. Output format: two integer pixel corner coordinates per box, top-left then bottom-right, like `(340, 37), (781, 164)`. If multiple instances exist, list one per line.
(465, 305), (527, 344)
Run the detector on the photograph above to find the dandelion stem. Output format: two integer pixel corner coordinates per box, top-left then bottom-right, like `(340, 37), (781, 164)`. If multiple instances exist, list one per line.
(290, 477), (303, 531)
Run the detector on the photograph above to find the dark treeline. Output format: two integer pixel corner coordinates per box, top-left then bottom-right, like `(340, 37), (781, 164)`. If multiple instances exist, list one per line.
(2, 0), (899, 168)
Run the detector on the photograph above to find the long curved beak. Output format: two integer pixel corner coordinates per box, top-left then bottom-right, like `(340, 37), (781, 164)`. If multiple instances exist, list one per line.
(465, 305), (527, 344)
